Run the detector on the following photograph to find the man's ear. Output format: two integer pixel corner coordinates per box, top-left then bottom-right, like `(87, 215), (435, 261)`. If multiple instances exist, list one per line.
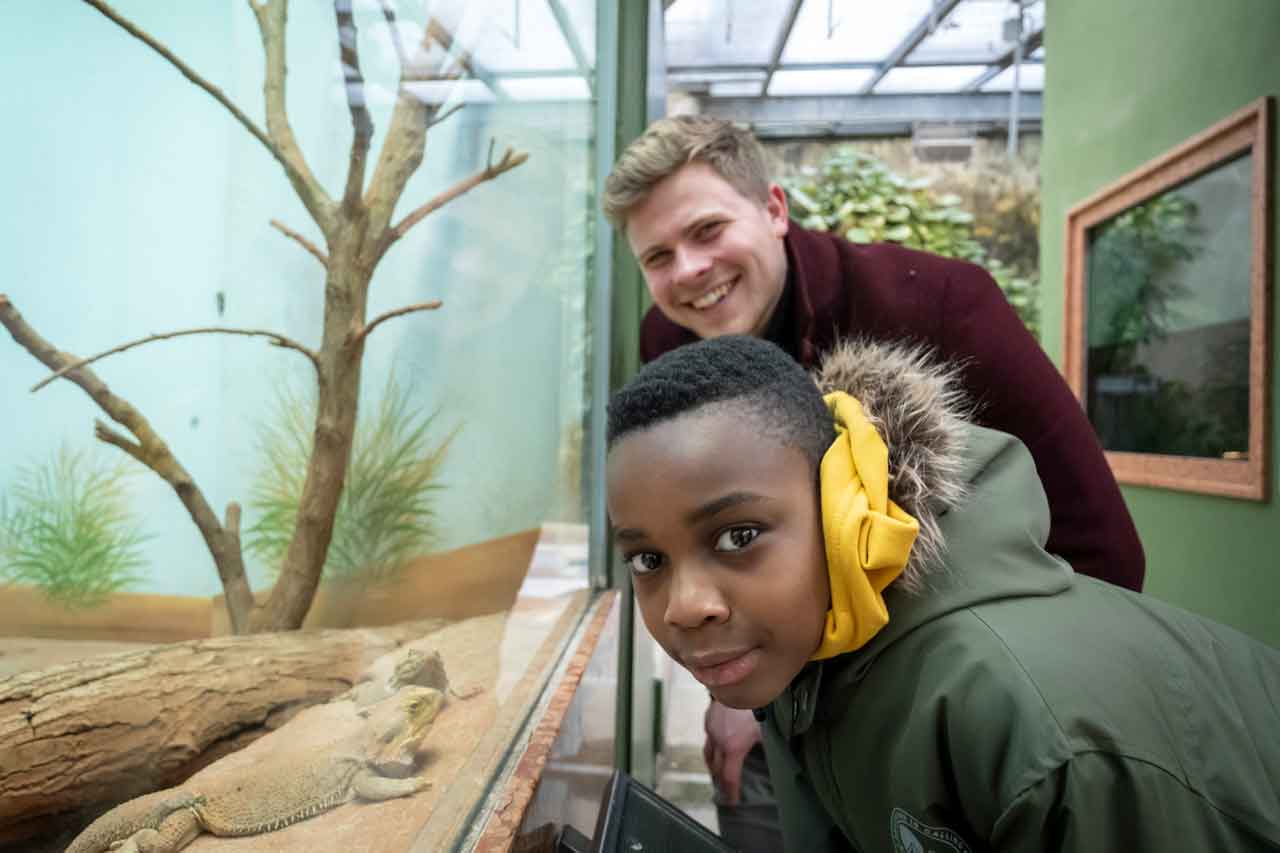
(765, 183), (790, 238)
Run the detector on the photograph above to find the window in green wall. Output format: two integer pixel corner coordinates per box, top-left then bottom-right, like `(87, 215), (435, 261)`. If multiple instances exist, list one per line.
(1085, 154), (1252, 460)
(1064, 97), (1273, 501)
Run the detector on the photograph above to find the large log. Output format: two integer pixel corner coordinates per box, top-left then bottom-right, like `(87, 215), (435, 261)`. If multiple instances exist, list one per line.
(0, 620), (445, 848)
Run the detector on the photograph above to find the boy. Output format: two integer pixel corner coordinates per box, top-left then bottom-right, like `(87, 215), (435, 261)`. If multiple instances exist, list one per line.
(605, 335), (1280, 852)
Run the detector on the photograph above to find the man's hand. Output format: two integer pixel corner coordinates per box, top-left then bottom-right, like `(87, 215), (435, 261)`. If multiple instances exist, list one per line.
(702, 698), (763, 806)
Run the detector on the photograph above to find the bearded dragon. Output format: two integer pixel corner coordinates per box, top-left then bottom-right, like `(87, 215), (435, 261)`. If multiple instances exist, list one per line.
(66, 686), (444, 853)
(337, 647), (482, 707)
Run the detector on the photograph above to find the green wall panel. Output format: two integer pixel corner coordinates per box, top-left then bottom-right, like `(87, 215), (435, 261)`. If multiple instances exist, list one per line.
(1041, 0), (1280, 645)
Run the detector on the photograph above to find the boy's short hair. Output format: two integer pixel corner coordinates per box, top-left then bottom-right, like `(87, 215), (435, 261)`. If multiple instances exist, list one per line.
(606, 335), (834, 470)
(601, 115), (773, 231)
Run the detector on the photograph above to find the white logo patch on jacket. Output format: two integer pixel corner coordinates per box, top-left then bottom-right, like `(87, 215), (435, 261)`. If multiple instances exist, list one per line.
(890, 808), (974, 853)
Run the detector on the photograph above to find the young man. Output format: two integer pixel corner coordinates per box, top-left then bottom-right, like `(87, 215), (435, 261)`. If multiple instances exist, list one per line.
(602, 115), (1146, 840)
(605, 334), (1280, 853)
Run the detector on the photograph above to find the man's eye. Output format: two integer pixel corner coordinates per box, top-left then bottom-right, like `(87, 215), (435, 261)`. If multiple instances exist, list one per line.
(625, 552), (663, 576)
(643, 251), (670, 269)
(714, 526), (759, 553)
(696, 221), (723, 240)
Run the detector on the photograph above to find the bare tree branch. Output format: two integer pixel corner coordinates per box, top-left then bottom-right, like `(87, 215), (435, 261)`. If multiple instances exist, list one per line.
(31, 327), (319, 392)
(352, 300), (443, 347)
(270, 218), (330, 267)
(385, 144), (529, 249)
(249, 0), (337, 234)
(93, 419), (146, 464)
(0, 294), (256, 633)
(362, 17), (475, 244)
(427, 102), (464, 131)
(378, 0), (408, 73)
(334, 0), (373, 210)
(79, 0), (328, 228)
(224, 502), (244, 603)
(426, 16), (501, 93)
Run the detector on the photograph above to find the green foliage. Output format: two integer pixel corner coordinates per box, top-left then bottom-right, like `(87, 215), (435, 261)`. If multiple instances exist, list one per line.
(783, 148), (1040, 338)
(246, 377), (454, 586)
(0, 447), (148, 608)
(1087, 193), (1199, 351)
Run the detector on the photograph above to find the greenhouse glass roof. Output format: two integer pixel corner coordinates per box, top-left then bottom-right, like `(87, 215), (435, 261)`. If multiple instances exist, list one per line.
(664, 0), (1044, 137)
(392, 0), (1042, 136)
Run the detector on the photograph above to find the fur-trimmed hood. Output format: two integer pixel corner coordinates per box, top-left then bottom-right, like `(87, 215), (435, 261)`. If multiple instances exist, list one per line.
(810, 335), (1075, 626)
(807, 337), (1074, 680)
(812, 338), (972, 590)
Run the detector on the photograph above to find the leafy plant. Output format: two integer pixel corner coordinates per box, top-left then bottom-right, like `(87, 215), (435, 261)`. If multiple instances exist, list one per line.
(1087, 193), (1200, 353)
(0, 447), (148, 608)
(246, 377), (455, 586)
(784, 148), (1041, 338)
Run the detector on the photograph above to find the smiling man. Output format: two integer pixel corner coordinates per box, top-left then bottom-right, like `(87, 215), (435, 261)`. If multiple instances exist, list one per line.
(623, 159), (791, 341)
(602, 115), (1147, 851)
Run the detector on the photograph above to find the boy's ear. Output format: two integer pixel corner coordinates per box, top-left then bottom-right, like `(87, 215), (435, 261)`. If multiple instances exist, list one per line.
(765, 183), (790, 237)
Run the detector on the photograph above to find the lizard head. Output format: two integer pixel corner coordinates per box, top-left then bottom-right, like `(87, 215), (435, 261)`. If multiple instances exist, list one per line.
(367, 685), (445, 774)
(390, 648), (447, 692)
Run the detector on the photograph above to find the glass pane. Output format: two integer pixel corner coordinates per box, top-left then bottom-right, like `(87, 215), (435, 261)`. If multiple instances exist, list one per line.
(0, 2), (603, 850)
(666, 0), (800, 67)
(511, 596), (621, 844)
(910, 0), (1044, 64)
(499, 74), (593, 100)
(668, 68), (769, 84)
(711, 79), (767, 97)
(1085, 154), (1254, 459)
(781, 0), (938, 64)
(431, 0), (596, 72)
(668, 69), (766, 98)
(979, 62), (1045, 91)
(875, 63), (991, 93)
(768, 67), (877, 96)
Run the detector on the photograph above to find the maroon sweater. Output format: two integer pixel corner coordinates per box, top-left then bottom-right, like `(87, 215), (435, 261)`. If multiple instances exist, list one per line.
(640, 223), (1145, 591)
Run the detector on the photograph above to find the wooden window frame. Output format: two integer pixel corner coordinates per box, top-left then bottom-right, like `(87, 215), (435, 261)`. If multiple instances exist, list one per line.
(1064, 97), (1274, 501)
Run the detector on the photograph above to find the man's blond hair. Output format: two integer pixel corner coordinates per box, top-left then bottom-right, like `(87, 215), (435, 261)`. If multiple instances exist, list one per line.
(601, 115), (772, 231)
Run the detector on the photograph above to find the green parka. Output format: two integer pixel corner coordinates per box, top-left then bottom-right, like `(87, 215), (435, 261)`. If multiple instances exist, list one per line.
(762, 340), (1280, 853)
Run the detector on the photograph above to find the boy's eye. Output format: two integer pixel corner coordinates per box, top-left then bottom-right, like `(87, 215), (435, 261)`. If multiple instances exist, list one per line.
(625, 551), (663, 576)
(714, 525), (759, 553)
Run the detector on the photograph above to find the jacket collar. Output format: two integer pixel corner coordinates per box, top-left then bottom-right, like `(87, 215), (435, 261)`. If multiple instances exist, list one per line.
(784, 222), (848, 364)
(771, 660), (825, 739)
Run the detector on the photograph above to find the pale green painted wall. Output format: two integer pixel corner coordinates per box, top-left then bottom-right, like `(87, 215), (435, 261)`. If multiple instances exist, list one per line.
(0, 3), (597, 597)
(1040, 0), (1280, 645)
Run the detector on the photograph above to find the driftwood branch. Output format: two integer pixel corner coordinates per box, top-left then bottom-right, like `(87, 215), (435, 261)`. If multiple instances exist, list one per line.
(427, 17), (492, 89)
(79, 0), (331, 231)
(31, 326), (320, 392)
(249, 0), (337, 234)
(378, 0), (408, 70)
(269, 218), (330, 267)
(0, 294), (256, 633)
(361, 16), (478, 246)
(352, 300), (443, 347)
(386, 143), (529, 247)
(93, 419), (147, 465)
(225, 501), (243, 559)
(335, 1), (373, 210)
(427, 102), (464, 131)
